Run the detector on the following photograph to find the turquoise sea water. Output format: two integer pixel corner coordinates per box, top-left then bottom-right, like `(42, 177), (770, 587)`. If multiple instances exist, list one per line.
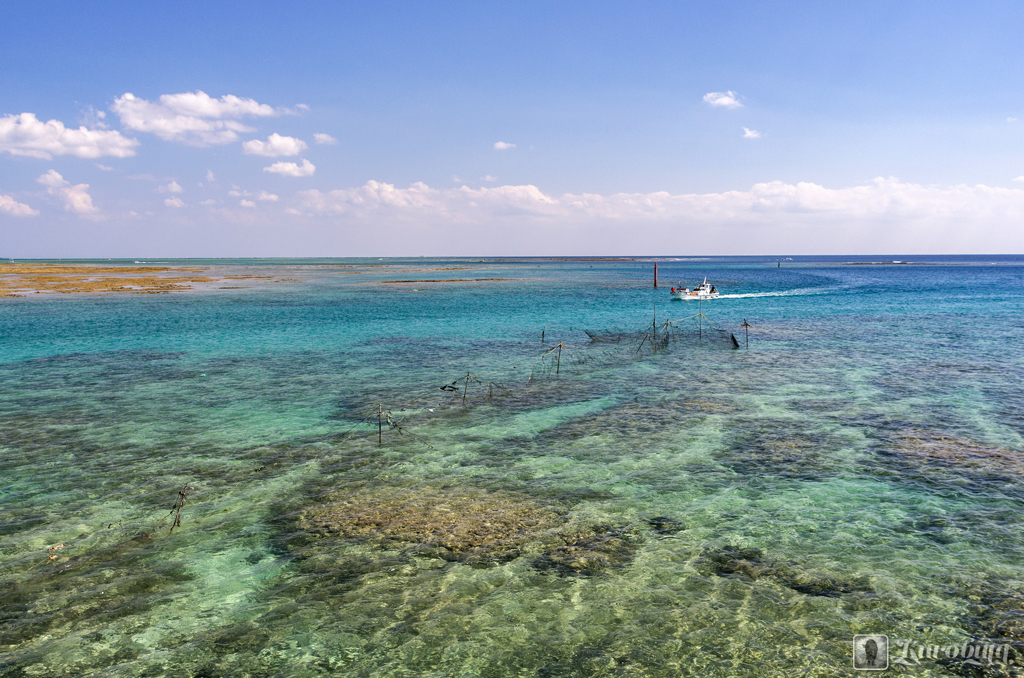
(2, 256), (1023, 677)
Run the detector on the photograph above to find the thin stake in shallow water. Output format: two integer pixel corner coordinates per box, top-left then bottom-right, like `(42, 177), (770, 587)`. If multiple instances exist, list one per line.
(378, 403), (382, 445)
(463, 372), (470, 404)
(169, 484), (193, 534)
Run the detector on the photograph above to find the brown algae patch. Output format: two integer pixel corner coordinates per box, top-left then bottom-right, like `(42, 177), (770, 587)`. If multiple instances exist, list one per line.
(532, 525), (642, 577)
(697, 545), (873, 598)
(891, 430), (1024, 477)
(954, 579), (1024, 654)
(0, 264), (307, 296)
(298, 486), (563, 563)
(0, 264), (213, 296)
(722, 423), (842, 480)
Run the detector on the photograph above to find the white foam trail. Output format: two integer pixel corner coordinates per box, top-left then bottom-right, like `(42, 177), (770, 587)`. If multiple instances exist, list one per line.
(674, 288), (835, 300)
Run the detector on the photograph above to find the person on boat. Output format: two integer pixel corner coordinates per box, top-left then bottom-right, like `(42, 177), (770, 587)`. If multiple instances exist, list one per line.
(711, 285), (717, 293)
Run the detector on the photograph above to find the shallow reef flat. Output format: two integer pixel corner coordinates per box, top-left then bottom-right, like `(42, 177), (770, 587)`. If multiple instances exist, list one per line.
(2, 258), (1024, 676)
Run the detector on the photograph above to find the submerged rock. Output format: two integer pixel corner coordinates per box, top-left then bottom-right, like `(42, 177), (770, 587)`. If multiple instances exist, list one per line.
(646, 516), (686, 535)
(890, 430), (1024, 478)
(722, 422), (842, 481)
(299, 485), (563, 564)
(532, 525), (641, 576)
(697, 545), (872, 598)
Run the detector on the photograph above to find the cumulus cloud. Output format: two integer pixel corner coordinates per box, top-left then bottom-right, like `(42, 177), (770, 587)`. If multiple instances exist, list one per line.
(256, 190), (278, 201)
(239, 199), (255, 207)
(206, 169), (216, 182)
(481, 175), (497, 182)
(296, 181), (555, 219)
(742, 128), (761, 138)
(703, 91), (743, 108)
(297, 181), (442, 215)
(494, 141), (516, 150)
(164, 196), (184, 207)
(290, 177), (1024, 253)
(96, 164), (114, 171)
(37, 170), (98, 214)
(242, 133), (308, 157)
(313, 133), (337, 145)
(111, 91), (280, 146)
(0, 112), (139, 159)
(263, 159), (315, 177)
(1014, 176), (1024, 182)
(0, 194), (38, 216)
(160, 181), (183, 193)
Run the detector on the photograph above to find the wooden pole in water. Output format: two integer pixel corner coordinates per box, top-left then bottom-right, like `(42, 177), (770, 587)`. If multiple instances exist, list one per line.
(653, 304), (656, 340)
(556, 343), (562, 375)
(541, 328), (545, 343)
(742, 319), (750, 348)
(378, 403), (382, 446)
(699, 298), (702, 339)
(654, 262), (658, 288)
(463, 372), (470, 405)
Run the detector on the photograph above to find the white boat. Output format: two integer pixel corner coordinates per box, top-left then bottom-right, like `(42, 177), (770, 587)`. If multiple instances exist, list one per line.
(670, 277), (719, 300)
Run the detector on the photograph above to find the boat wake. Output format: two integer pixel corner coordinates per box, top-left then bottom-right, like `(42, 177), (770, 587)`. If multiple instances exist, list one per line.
(700, 288), (835, 300)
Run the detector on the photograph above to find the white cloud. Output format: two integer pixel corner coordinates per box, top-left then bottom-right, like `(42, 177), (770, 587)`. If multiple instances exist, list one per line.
(0, 194), (38, 216)
(297, 181), (442, 215)
(78, 106), (108, 129)
(111, 91), (280, 146)
(742, 127), (761, 139)
(297, 181), (555, 219)
(160, 181), (183, 193)
(200, 199), (217, 205)
(494, 141), (516, 150)
(96, 164), (114, 171)
(481, 175), (497, 182)
(313, 133), (337, 145)
(703, 91), (743, 108)
(37, 170), (98, 214)
(256, 190), (279, 201)
(242, 133), (308, 157)
(206, 169), (216, 182)
(0, 112), (139, 159)
(1014, 176), (1024, 182)
(290, 177), (1024, 254)
(263, 159), (315, 177)
(239, 199), (255, 207)
(1009, 117), (1018, 122)
(164, 196), (184, 207)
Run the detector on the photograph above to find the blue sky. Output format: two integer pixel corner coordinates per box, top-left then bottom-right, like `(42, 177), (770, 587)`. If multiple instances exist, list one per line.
(2, 1), (1023, 256)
